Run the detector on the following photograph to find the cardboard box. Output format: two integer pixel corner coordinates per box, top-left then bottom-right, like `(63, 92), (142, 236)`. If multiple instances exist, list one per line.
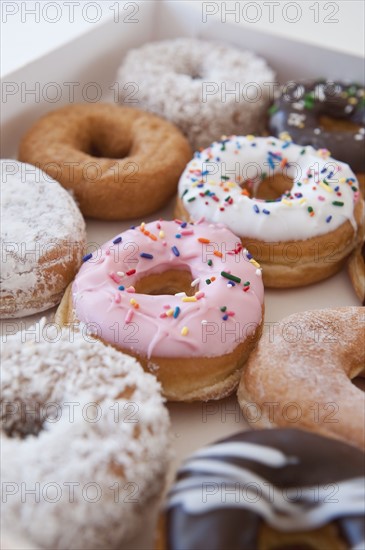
(1, 1), (363, 548)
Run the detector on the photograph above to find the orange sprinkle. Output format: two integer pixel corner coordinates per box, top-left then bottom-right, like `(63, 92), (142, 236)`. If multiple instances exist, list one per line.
(148, 233), (157, 241)
(211, 276), (216, 282)
(198, 238), (210, 244)
(214, 251), (223, 258)
(280, 158), (288, 168)
(241, 189), (250, 197)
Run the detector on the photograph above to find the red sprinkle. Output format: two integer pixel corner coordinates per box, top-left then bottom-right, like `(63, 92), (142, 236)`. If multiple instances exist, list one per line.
(126, 269), (136, 276)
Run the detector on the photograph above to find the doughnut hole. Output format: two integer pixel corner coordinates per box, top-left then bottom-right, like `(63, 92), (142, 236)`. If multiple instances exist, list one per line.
(319, 115), (361, 133)
(82, 117), (133, 159)
(134, 269), (195, 296)
(240, 173), (293, 201)
(1, 398), (45, 438)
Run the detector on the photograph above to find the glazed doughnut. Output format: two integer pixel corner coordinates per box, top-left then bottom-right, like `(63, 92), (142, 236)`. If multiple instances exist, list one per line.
(176, 135), (364, 288)
(238, 307), (365, 450)
(18, 103), (192, 220)
(0, 160), (85, 318)
(116, 38), (275, 151)
(1, 320), (170, 550)
(56, 219), (264, 401)
(348, 241), (365, 304)
(269, 80), (365, 195)
(158, 429), (365, 550)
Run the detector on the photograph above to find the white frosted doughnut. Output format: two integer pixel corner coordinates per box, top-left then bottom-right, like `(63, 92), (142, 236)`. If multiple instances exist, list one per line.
(177, 135), (363, 287)
(0, 160), (86, 318)
(1, 320), (170, 549)
(116, 38), (275, 150)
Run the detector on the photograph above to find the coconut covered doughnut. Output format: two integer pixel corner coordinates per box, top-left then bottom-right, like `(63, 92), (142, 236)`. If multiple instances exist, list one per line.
(0, 160), (85, 318)
(18, 103), (192, 220)
(237, 307), (365, 450)
(56, 219), (265, 401)
(269, 79), (365, 195)
(157, 429), (365, 550)
(116, 38), (275, 151)
(1, 320), (170, 550)
(176, 135), (364, 288)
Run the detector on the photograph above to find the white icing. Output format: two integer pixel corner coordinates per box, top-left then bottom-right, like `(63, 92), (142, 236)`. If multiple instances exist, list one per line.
(0, 160), (86, 317)
(1, 320), (171, 549)
(178, 136), (360, 241)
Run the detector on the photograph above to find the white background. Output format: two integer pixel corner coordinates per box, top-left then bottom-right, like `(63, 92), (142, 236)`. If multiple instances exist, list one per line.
(1, 0), (364, 77)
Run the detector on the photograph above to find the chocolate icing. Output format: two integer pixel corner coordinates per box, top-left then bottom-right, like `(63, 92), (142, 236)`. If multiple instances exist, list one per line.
(165, 429), (365, 550)
(269, 80), (365, 173)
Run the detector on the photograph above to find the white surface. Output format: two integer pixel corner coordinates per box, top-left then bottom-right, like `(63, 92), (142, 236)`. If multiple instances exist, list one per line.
(0, 1), (363, 548)
(1, 0), (364, 77)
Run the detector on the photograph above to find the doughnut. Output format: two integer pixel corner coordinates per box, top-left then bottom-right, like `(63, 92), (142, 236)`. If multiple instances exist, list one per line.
(269, 80), (365, 195)
(238, 307), (365, 450)
(0, 159), (85, 318)
(348, 241), (365, 305)
(116, 38), (275, 151)
(1, 319), (170, 550)
(157, 428), (365, 550)
(18, 103), (192, 220)
(176, 135), (364, 288)
(56, 219), (265, 401)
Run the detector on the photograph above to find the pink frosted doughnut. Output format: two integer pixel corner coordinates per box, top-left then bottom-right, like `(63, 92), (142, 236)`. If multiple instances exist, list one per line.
(58, 220), (265, 401)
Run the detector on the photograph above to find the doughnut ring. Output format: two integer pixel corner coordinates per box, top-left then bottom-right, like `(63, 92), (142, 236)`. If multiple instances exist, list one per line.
(348, 240), (365, 305)
(1, 320), (170, 549)
(158, 428), (365, 550)
(19, 103), (192, 220)
(238, 307), (365, 450)
(177, 135), (364, 288)
(116, 38), (275, 151)
(56, 219), (264, 401)
(269, 80), (365, 195)
(0, 160), (85, 318)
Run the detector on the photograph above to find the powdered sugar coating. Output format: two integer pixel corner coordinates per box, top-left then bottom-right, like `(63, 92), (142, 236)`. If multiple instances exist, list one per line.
(116, 38), (275, 150)
(1, 320), (171, 549)
(1, 160), (86, 317)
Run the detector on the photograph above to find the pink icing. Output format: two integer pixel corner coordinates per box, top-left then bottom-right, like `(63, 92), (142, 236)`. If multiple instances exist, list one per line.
(72, 220), (264, 358)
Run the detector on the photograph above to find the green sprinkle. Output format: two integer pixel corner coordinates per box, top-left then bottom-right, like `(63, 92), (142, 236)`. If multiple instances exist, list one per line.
(221, 271), (241, 284)
(352, 186), (358, 192)
(268, 104), (279, 115)
(187, 197), (196, 202)
(332, 201), (344, 206)
(308, 206), (314, 213)
(207, 259), (213, 266)
(182, 189), (188, 197)
(300, 149), (306, 155)
(243, 281), (250, 287)
(220, 306), (227, 312)
(261, 172), (267, 180)
(225, 196), (231, 202)
(206, 279), (212, 285)
(221, 175), (230, 181)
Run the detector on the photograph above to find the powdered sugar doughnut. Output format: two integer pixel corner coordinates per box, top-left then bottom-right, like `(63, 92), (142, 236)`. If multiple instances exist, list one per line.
(1, 160), (86, 317)
(1, 320), (170, 550)
(116, 39), (275, 151)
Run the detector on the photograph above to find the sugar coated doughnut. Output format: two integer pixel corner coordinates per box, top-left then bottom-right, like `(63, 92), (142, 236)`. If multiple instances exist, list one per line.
(116, 38), (275, 151)
(1, 320), (170, 550)
(269, 79), (365, 194)
(0, 160), (85, 318)
(19, 104), (192, 220)
(158, 429), (365, 550)
(56, 220), (264, 401)
(238, 307), (365, 450)
(177, 135), (364, 288)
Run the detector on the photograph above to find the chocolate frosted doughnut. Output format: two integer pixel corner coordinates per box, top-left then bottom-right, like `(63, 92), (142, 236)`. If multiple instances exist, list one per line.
(269, 80), (365, 184)
(159, 429), (365, 550)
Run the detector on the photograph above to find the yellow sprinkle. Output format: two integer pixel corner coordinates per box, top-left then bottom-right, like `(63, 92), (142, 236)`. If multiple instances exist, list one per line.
(130, 298), (136, 305)
(299, 198), (307, 204)
(166, 309), (174, 317)
(182, 297), (197, 302)
(339, 177), (346, 183)
(279, 131), (292, 142)
(192, 182), (198, 187)
(282, 199), (292, 206)
(246, 134), (255, 141)
(319, 181), (333, 193)
(159, 231), (165, 238)
(181, 326), (189, 336)
(140, 222), (145, 231)
(249, 258), (261, 268)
